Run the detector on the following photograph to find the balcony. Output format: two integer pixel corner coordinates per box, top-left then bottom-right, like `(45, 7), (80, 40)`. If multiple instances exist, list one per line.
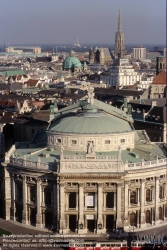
(129, 203), (140, 208)
(103, 207), (115, 211)
(145, 200), (154, 205)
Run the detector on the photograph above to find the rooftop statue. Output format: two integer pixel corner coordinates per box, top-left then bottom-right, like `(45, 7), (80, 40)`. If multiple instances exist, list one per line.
(87, 141), (94, 154)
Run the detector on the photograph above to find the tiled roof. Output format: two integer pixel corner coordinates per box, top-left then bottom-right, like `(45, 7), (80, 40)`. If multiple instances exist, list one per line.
(152, 71), (167, 85)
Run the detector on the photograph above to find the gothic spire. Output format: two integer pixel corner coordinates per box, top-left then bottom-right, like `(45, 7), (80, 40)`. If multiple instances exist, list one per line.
(118, 9), (122, 32)
(114, 10), (125, 58)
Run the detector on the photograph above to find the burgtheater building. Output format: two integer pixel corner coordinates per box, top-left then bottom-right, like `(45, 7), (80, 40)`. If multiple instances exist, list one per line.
(3, 89), (167, 233)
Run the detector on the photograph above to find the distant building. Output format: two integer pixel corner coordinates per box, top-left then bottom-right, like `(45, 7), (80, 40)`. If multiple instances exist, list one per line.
(156, 57), (166, 75)
(150, 71), (166, 98)
(133, 46), (146, 60)
(63, 50), (85, 72)
(114, 10), (125, 58)
(89, 47), (113, 65)
(100, 58), (142, 87)
(164, 47), (167, 57)
(33, 47), (41, 54)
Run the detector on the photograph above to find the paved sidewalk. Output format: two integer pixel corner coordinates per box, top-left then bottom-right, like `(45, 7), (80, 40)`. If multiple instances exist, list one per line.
(0, 218), (48, 235)
(127, 221), (167, 232)
(0, 217), (167, 236)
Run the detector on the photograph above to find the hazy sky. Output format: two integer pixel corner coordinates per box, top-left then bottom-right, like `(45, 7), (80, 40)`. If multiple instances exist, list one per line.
(1, 0), (166, 45)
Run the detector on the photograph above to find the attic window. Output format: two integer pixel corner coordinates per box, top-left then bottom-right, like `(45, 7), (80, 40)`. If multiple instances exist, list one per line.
(105, 140), (110, 144)
(72, 140), (77, 145)
(120, 139), (125, 143)
(57, 139), (61, 143)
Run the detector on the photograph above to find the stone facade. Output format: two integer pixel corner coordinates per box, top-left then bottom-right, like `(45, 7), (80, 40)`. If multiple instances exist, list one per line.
(2, 94), (167, 234)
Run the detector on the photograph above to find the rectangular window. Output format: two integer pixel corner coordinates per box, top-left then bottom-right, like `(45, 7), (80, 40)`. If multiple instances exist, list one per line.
(72, 140), (77, 145)
(120, 139), (125, 143)
(57, 139), (61, 143)
(105, 140), (110, 144)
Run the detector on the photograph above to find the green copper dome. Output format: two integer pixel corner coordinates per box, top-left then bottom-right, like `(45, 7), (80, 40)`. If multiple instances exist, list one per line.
(63, 50), (82, 70)
(49, 112), (132, 134)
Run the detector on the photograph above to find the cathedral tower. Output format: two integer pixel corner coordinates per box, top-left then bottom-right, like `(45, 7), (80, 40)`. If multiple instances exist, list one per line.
(114, 10), (125, 58)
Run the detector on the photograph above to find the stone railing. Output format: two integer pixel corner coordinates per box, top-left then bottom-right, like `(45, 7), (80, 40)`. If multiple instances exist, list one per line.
(126, 158), (167, 170)
(9, 157), (57, 171)
(62, 154), (119, 161)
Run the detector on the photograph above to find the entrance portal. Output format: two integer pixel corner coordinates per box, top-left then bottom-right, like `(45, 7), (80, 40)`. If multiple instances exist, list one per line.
(69, 215), (77, 232)
(87, 219), (95, 232)
(106, 215), (114, 232)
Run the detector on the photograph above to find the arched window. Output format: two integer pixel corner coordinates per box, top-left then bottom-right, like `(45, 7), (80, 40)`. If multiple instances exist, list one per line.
(30, 186), (36, 202)
(146, 189), (151, 202)
(130, 191), (137, 204)
(159, 186), (163, 199)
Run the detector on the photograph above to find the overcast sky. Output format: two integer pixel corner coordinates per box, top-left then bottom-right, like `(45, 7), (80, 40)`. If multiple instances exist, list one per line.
(1, 0), (166, 45)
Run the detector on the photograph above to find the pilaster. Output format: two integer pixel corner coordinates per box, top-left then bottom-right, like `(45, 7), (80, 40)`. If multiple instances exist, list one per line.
(97, 183), (103, 233)
(116, 183), (122, 227)
(36, 178), (42, 227)
(140, 178), (145, 227)
(10, 174), (15, 221)
(22, 176), (28, 225)
(155, 176), (160, 224)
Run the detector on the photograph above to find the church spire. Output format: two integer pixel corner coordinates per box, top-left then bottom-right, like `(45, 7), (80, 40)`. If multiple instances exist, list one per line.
(114, 10), (125, 59)
(118, 9), (122, 31)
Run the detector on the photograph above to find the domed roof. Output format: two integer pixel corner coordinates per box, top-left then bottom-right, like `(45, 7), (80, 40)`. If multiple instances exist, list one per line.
(63, 50), (82, 69)
(49, 108), (133, 134)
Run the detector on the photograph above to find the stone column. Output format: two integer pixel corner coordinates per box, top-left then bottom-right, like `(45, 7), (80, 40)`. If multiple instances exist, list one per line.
(137, 188), (140, 205)
(76, 192), (78, 210)
(27, 185), (30, 203)
(163, 124), (166, 143)
(42, 188), (44, 203)
(104, 193), (106, 209)
(152, 185), (155, 203)
(124, 181), (129, 218)
(60, 183), (65, 232)
(3, 165), (11, 220)
(114, 192), (116, 210)
(95, 192), (97, 211)
(10, 174), (15, 221)
(137, 210), (140, 228)
(128, 190), (131, 207)
(155, 176), (160, 224)
(116, 183), (122, 227)
(36, 179), (42, 227)
(79, 183), (84, 224)
(140, 178), (145, 227)
(97, 183), (103, 233)
(22, 176), (27, 225)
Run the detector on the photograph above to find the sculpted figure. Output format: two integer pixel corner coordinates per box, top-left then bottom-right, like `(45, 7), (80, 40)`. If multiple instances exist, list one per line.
(87, 141), (94, 154)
